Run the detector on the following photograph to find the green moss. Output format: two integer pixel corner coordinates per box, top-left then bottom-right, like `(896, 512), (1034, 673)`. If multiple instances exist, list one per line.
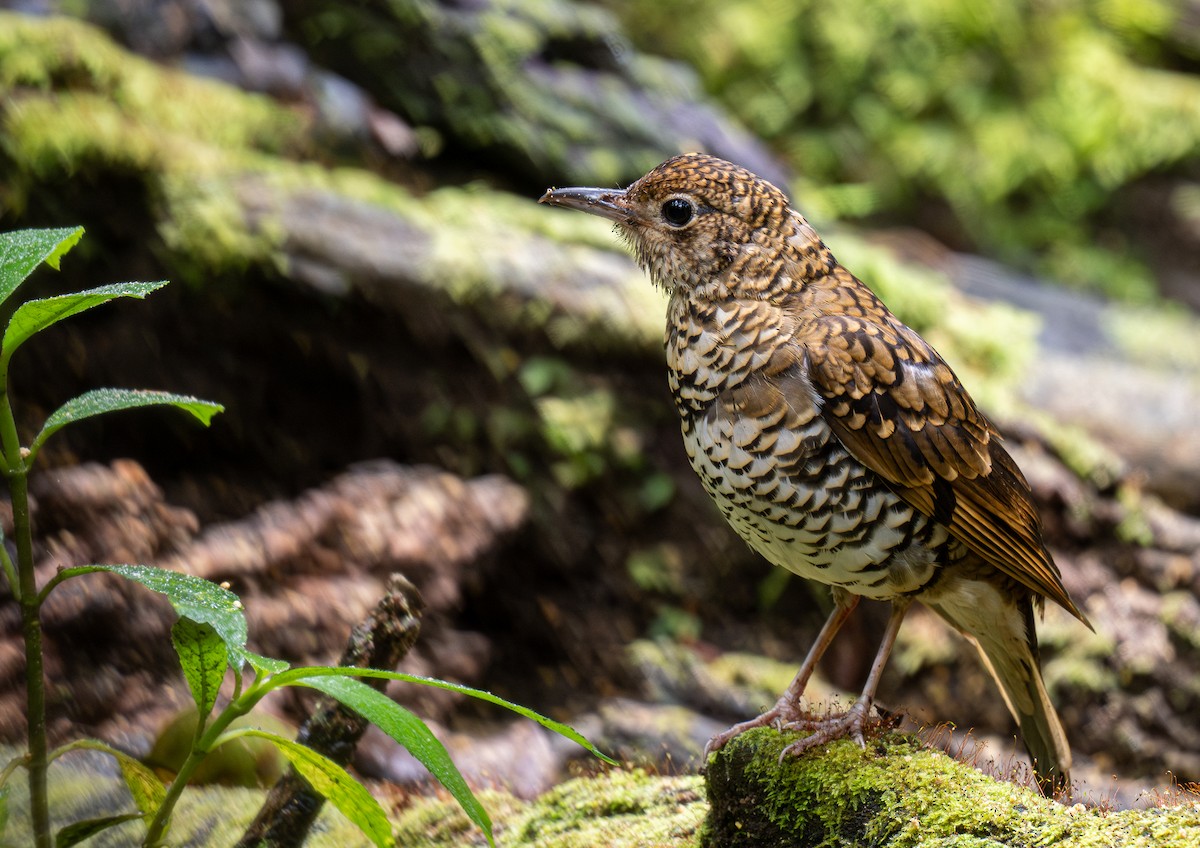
(707, 650), (841, 708)
(1105, 302), (1200, 372)
(5, 742), (706, 847)
(156, 170), (286, 278)
(0, 14), (300, 164)
(390, 788), (526, 847)
(618, 0), (1200, 301)
(287, 0), (708, 187)
(1040, 606), (1120, 695)
(1114, 483), (1157, 547)
(1018, 408), (1126, 490)
(1159, 591), (1200, 653)
(705, 728), (1200, 846)
(626, 545), (687, 595)
(0, 13), (304, 275)
(393, 770), (706, 847)
(1, 745), (373, 847)
(0, 14), (666, 354)
(0, 11), (1046, 391)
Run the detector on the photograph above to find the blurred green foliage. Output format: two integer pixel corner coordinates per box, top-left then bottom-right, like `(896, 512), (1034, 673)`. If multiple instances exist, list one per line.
(0, 15), (300, 171)
(618, 0), (1200, 300)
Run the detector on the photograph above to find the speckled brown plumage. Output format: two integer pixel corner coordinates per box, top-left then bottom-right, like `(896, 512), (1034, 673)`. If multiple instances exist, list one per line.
(541, 153), (1089, 788)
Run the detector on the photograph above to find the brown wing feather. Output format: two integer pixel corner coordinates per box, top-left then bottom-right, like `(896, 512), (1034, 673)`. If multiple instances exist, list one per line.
(796, 292), (1089, 625)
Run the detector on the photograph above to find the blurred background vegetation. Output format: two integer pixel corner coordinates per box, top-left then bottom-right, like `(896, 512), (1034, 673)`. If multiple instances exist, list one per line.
(6, 0), (1200, 306)
(616, 0), (1200, 302)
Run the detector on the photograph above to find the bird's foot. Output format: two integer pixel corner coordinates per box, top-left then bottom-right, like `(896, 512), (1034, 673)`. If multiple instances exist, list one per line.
(704, 697), (814, 758)
(777, 698), (875, 762)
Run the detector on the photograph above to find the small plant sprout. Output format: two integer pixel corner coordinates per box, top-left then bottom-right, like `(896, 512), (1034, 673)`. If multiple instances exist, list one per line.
(0, 227), (613, 848)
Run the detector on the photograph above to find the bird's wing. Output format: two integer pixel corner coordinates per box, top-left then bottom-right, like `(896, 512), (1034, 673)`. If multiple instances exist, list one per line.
(793, 288), (1087, 623)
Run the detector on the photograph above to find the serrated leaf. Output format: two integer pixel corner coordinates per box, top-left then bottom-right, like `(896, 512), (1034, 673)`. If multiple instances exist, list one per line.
(30, 389), (224, 460)
(80, 565), (247, 668)
(235, 731), (392, 848)
(55, 813), (144, 847)
(2, 281), (167, 368)
(0, 227), (83, 307)
(297, 675), (493, 847)
(172, 618), (227, 719)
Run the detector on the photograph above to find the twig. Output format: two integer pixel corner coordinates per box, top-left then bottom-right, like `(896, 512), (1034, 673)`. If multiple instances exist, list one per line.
(235, 574), (426, 847)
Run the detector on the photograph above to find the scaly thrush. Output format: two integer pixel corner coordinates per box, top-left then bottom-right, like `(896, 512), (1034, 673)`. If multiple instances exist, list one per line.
(540, 153), (1089, 788)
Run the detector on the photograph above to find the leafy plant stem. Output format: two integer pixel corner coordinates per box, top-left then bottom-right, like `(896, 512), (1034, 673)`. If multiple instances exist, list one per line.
(0, 384), (50, 847)
(16, 537), (49, 848)
(141, 677), (264, 847)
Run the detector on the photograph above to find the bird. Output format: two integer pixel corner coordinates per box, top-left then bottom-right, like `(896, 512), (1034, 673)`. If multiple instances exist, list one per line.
(540, 152), (1090, 789)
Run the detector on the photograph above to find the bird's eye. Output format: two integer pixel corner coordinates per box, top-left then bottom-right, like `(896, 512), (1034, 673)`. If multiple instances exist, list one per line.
(661, 198), (695, 227)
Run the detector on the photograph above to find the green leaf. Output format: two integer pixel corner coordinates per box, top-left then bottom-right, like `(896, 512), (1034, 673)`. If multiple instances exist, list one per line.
(114, 754), (166, 820)
(55, 814), (144, 847)
(0, 227), (84, 308)
(233, 647), (290, 675)
(171, 618), (227, 720)
(233, 731), (393, 848)
(29, 389), (224, 461)
(1, 281), (167, 368)
(50, 738), (166, 816)
(297, 675), (493, 847)
(277, 667), (614, 764)
(74, 565), (247, 667)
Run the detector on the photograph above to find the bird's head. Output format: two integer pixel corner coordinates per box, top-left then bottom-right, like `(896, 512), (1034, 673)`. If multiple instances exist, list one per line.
(540, 153), (815, 296)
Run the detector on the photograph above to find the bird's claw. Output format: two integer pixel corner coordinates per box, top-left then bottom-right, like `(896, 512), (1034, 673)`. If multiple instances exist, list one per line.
(777, 700), (873, 762)
(704, 697), (813, 758)
(704, 710), (779, 758)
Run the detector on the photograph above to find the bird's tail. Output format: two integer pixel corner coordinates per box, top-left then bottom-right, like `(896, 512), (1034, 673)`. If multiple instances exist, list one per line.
(927, 581), (1071, 790)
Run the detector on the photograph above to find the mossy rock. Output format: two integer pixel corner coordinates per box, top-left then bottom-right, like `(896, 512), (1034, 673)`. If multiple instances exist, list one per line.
(0, 12), (1043, 394)
(703, 727), (1200, 847)
(280, 0), (782, 187)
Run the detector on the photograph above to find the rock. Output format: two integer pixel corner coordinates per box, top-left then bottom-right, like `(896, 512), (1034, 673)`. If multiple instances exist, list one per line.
(703, 728), (1200, 847)
(0, 459), (528, 754)
(47, 0), (785, 186)
(365, 717), (565, 800)
(228, 36), (310, 98)
(948, 250), (1200, 511)
(279, 0), (787, 186)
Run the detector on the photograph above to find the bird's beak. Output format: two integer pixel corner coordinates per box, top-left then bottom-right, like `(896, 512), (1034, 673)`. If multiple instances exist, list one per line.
(539, 186), (632, 224)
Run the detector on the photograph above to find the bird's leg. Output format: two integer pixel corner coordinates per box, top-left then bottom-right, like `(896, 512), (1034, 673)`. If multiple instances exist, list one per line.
(705, 594), (861, 756)
(779, 597), (912, 760)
